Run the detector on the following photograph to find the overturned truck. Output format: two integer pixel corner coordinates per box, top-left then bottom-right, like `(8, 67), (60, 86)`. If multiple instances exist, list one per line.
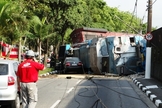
(72, 35), (146, 75)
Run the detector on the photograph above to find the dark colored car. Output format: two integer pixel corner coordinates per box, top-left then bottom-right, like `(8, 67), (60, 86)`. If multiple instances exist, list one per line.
(63, 57), (83, 74)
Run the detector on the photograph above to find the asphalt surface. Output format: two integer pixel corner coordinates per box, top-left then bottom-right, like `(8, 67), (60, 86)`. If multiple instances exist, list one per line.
(130, 74), (162, 108)
(40, 71), (162, 108)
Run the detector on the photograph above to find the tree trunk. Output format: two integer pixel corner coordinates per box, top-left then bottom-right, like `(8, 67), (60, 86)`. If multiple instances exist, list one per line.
(38, 38), (42, 63)
(0, 41), (2, 58)
(46, 39), (49, 56)
(43, 39), (48, 67)
(22, 37), (26, 47)
(55, 42), (60, 58)
(18, 37), (21, 62)
(44, 54), (47, 67)
(37, 38), (39, 53)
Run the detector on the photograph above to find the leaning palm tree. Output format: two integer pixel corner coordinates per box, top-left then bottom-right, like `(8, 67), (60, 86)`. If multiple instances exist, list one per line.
(0, 0), (8, 57)
(29, 16), (55, 65)
(0, 0), (10, 41)
(0, 0), (31, 61)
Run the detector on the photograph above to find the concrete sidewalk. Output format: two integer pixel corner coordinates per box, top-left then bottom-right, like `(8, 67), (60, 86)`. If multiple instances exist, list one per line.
(130, 75), (162, 108)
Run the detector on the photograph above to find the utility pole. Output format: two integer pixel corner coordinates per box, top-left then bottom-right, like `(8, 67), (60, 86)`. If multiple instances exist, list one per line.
(145, 0), (152, 79)
(147, 0), (152, 47)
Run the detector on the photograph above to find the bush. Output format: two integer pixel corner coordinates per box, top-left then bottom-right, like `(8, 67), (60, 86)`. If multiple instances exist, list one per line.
(39, 67), (54, 75)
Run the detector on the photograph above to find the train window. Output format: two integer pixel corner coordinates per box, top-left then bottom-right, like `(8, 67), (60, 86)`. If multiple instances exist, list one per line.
(130, 37), (136, 46)
(85, 34), (97, 40)
(118, 37), (122, 44)
(130, 37), (135, 43)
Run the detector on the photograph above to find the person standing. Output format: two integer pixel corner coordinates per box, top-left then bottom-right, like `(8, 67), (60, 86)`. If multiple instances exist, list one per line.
(50, 53), (56, 68)
(17, 50), (45, 108)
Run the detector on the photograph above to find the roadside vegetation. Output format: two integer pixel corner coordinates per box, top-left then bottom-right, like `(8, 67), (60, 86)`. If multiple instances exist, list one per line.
(39, 67), (54, 75)
(0, 0), (156, 65)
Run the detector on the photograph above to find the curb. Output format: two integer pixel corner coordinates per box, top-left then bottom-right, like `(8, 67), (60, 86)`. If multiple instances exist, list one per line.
(130, 76), (162, 108)
(39, 71), (58, 77)
(39, 71), (120, 79)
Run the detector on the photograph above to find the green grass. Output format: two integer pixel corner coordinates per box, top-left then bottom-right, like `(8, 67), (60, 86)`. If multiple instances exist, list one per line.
(39, 67), (54, 75)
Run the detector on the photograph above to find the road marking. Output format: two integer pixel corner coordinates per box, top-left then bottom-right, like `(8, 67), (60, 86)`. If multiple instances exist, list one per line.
(146, 85), (158, 89)
(76, 80), (81, 84)
(66, 87), (74, 93)
(50, 100), (61, 108)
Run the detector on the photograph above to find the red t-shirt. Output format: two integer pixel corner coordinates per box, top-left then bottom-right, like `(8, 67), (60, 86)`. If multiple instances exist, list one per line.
(17, 59), (44, 83)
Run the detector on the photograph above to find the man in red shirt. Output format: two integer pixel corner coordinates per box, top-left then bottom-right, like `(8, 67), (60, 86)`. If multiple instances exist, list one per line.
(17, 50), (45, 108)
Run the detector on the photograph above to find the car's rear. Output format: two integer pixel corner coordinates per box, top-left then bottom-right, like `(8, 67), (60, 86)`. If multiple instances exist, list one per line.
(0, 60), (20, 108)
(64, 57), (83, 73)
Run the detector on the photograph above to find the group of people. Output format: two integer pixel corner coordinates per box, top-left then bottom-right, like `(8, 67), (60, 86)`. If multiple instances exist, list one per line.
(17, 50), (45, 108)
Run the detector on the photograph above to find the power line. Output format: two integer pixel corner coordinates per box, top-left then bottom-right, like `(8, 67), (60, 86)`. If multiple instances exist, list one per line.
(114, 14), (143, 36)
(139, 0), (158, 33)
(127, 0), (138, 32)
(152, 0), (157, 5)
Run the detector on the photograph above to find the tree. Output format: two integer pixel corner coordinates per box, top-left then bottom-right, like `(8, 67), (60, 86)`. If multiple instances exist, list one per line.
(0, 0), (31, 61)
(0, 0), (153, 61)
(0, 0), (10, 41)
(29, 16), (55, 65)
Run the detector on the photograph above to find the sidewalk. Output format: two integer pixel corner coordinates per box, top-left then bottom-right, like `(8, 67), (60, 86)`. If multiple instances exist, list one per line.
(130, 74), (162, 108)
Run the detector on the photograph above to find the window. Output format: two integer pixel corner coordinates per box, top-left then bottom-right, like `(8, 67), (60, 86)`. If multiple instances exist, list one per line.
(0, 64), (8, 75)
(65, 57), (80, 62)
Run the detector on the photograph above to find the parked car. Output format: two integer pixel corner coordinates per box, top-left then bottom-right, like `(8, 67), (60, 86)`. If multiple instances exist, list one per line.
(63, 57), (83, 74)
(0, 59), (21, 108)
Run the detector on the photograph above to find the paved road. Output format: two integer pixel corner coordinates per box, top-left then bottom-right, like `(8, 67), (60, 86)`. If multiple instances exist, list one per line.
(36, 76), (80, 108)
(36, 75), (157, 108)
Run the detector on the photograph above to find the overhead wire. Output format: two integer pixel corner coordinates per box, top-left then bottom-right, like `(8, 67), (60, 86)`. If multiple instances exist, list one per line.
(73, 79), (85, 108)
(55, 79), (69, 108)
(138, 1), (149, 34)
(72, 77), (107, 108)
(109, 0), (142, 35)
(113, 15), (143, 36)
(89, 82), (107, 108)
(73, 76), (150, 108)
(57, 75), (152, 108)
(58, 1), (158, 107)
(110, 0), (158, 35)
(127, 0), (138, 31)
(152, 0), (157, 5)
(77, 85), (96, 97)
(140, 0), (158, 30)
(89, 78), (150, 108)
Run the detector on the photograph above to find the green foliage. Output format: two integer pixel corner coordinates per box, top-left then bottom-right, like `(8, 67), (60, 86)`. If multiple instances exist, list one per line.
(29, 16), (54, 40)
(0, 0), (30, 44)
(39, 67), (54, 75)
(0, 0), (152, 54)
(64, 28), (73, 44)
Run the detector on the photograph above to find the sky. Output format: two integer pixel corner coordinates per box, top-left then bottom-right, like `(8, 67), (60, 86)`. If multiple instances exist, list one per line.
(104, 0), (162, 28)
